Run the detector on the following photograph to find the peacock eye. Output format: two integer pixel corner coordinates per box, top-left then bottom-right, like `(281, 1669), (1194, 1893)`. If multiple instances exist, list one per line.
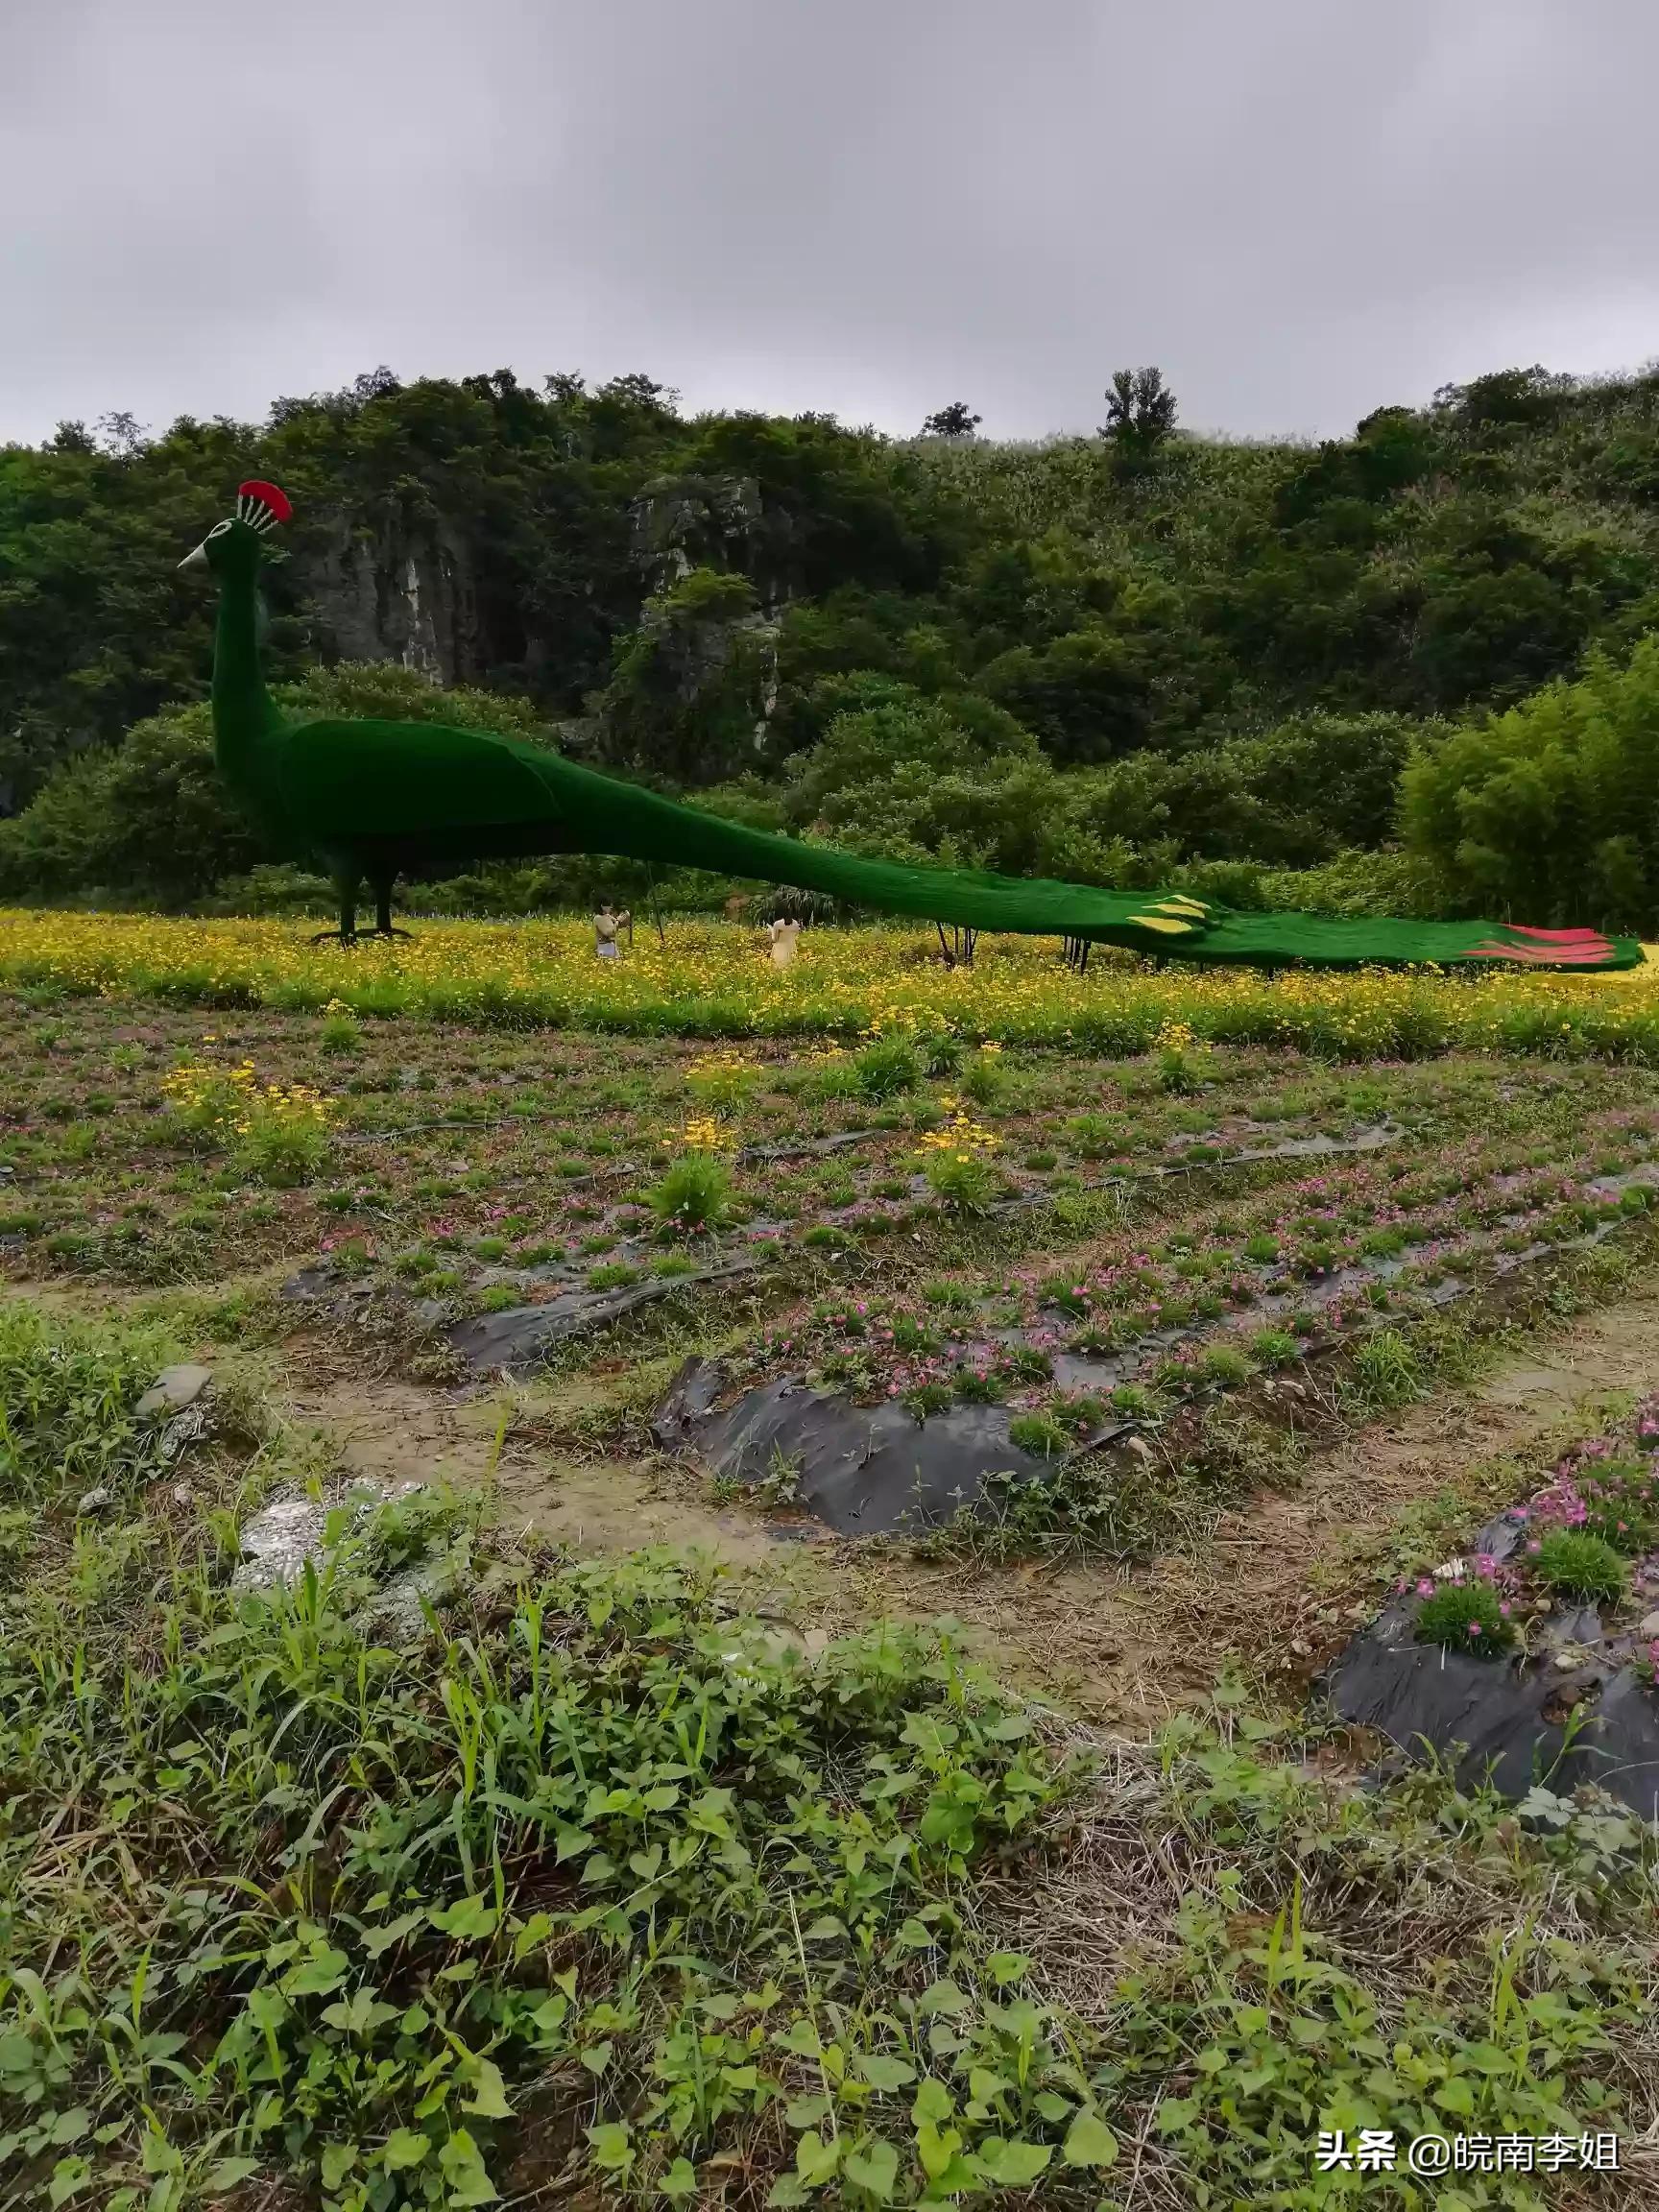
(207, 519), (232, 539)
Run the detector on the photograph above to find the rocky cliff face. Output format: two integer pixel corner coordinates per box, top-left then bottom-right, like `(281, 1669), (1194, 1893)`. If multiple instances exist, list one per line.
(293, 472), (784, 775)
(630, 473), (772, 600)
(297, 514), (484, 686)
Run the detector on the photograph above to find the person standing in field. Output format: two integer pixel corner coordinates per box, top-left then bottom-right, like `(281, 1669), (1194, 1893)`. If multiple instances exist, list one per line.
(768, 917), (803, 969)
(593, 903), (631, 961)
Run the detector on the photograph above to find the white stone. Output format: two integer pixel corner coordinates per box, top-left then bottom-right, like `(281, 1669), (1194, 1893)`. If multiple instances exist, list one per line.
(76, 1486), (111, 1515)
(136, 1364), (213, 1419)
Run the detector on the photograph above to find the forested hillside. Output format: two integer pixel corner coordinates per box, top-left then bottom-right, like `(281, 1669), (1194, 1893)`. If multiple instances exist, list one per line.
(7, 360), (1659, 923)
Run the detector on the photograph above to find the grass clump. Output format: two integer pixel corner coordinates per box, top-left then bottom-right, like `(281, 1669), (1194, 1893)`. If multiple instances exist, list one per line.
(685, 1048), (763, 1116)
(6, 1305), (1659, 2209)
(1414, 1575), (1517, 1655)
(1529, 1528), (1629, 1604)
(645, 1153), (734, 1235)
(1198, 1341), (1254, 1387)
(319, 998), (364, 1054)
(918, 1112), (1001, 1215)
(852, 1035), (922, 1100)
(1009, 1410), (1071, 1458)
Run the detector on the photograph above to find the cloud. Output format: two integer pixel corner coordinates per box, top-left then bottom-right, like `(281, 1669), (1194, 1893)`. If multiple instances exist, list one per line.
(4, 0), (1656, 446)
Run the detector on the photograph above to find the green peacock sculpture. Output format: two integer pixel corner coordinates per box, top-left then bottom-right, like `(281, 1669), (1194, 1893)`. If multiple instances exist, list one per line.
(181, 483), (1642, 973)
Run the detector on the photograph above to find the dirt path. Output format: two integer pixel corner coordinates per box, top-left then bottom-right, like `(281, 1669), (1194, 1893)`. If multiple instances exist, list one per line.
(828, 1291), (1659, 1722)
(280, 1374), (810, 1575)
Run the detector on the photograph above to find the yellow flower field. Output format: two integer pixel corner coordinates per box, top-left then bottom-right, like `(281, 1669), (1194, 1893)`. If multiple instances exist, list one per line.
(3, 907), (1659, 1061)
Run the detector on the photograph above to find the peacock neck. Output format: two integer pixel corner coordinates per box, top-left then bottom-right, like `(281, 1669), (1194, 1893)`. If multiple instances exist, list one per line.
(211, 565), (279, 797)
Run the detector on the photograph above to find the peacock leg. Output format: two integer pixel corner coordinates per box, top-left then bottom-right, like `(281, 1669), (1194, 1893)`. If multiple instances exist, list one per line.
(368, 878), (412, 941)
(310, 870), (361, 945)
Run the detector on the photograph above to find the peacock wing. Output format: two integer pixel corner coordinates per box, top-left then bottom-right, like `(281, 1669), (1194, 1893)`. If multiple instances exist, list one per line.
(276, 719), (564, 839)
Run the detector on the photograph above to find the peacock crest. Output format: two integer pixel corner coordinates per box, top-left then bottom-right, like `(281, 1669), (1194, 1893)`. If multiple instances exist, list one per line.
(234, 480), (293, 534)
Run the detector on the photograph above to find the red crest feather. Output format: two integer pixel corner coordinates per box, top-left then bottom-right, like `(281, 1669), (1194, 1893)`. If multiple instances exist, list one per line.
(236, 480), (294, 529)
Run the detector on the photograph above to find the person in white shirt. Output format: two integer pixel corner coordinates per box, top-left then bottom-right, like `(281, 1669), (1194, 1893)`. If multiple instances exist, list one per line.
(593, 903), (631, 960)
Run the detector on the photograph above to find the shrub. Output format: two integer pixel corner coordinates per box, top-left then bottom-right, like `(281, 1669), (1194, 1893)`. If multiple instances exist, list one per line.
(233, 1086), (333, 1187)
(1401, 636), (1659, 933)
(1528, 1529), (1628, 1605)
(919, 1112), (1001, 1215)
(319, 999), (364, 1055)
(853, 1036), (922, 1099)
(1415, 1576), (1515, 1656)
(646, 1155), (733, 1235)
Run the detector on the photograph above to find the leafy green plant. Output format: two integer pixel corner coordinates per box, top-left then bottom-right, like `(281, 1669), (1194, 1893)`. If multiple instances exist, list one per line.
(921, 1147), (999, 1215)
(1248, 1327), (1297, 1367)
(915, 1028), (963, 1076)
(1064, 1113), (1122, 1159)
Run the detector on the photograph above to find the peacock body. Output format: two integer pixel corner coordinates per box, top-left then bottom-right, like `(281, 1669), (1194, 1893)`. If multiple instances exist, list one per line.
(181, 484), (1641, 971)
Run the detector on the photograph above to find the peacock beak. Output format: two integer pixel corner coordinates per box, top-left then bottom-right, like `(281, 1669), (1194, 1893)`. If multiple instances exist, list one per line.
(178, 542), (208, 571)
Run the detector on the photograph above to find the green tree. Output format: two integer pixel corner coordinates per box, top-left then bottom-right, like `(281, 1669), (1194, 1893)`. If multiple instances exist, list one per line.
(1401, 637), (1659, 930)
(921, 402), (982, 439)
(1100, 367), (1178, 469)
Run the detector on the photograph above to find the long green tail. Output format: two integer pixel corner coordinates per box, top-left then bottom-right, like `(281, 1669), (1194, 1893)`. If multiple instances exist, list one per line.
(503, 742), (1643, 972)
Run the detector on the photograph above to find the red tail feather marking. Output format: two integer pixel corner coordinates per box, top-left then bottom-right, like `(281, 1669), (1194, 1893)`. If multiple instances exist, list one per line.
(1503, 925), (1609, 945)
(1460, 941), (1612, 966)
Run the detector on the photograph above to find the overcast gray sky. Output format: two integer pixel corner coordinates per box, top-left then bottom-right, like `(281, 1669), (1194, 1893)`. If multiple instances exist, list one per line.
(5, 0), (1658, 449)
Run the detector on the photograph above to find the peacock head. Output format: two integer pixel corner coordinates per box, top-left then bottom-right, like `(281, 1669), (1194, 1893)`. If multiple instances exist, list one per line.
(180, 480), (293, 579)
